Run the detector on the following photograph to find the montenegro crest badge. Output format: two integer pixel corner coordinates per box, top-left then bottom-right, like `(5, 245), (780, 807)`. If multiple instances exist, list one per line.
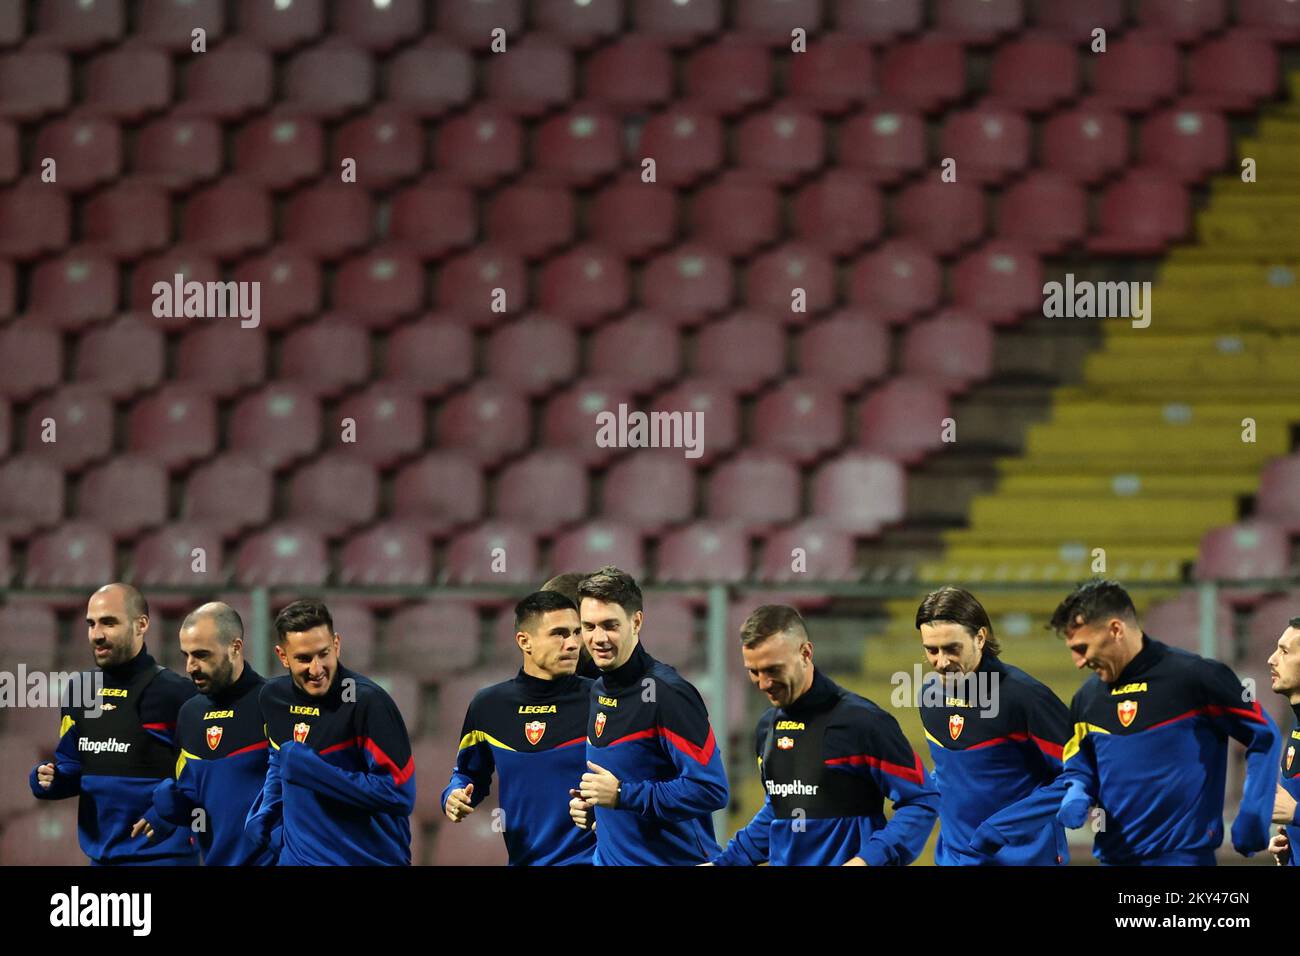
(1117, 700), (1138, 728)
(293, 721), (310, 744)
(594, 712), (607, 738)
(1287, 745), (1295, 772)
(206, 725), (223, 751)
(525, 720), (546, 746)
(776, 736), (794, 750)
(949, 714), (965, 741)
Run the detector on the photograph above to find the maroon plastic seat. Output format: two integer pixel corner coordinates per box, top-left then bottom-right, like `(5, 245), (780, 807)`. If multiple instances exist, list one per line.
(532, 107), (622, 187)
(833, 0), (923, 41)
(652, 378), (740, 465)
(444, 522), (539, 585)
(333, 247), (425, 327)
(335, 0), (422, 50)
(0, 259), (10, 316)
(683, 39), (772, 115)
(638, 106), (725, 187)
(24, 523), (114, 587)
(583, 38), (673, 113)
(752, 378), (846, 464)
(78, 456), (168, 538)
(797, 310), (891, 392)
(707, 452), (800, 530)
(997, 171), (1088, 255)
(387, 39), (472, 117)
(856, 377), (953, 465)
(30, 249), (117, 328)
(135, 0), (224, 48)
(837, 109), (929, 184)
(745, 243), (836, 317)
(934, 0), (1023, 41)
(1031, 0), (1125, 40)
(328, 602), (376, 668)
(384, 318), (474, 397)
(128, 247), (221, 330)
(1195, 521), (1290, 605)
(0, 319), (57, 400)
(877, 39), (966, 113)
(178, 40), (273, 120)
(535, 0), (623, 46)
(894, 179), (986, 257)
(1256, 454), (1300, 532)
(1088, 171), (1189, 255)
(758, 520), (859, 583)
(32, 0), (124, 50)
(435, 381), (531, 466)
(176, 322), (267, 399)
(1139, 106), (1230, 183)
(233, 114), (324, 190)
(950, 241), (1043, 323)
(1187, 30), (1279, 112)
(73, 314), (164, 399)
(334, 111), (422, 189)
(430, 108), (523, 187)
(287, 454), (380, 537)
(694, 313), (786, 395)
(280, 316), (371, 398)
(1137, 0), (1226, 41)
(393, 452), (485, 536)
(0, 398), (7, 460)
(82, 46), (172, 121)
(787, 37), (873, 114)
(434, 0), (523, 46)
(1143, 591), (1234, 657)
(134, 115), (222, 191)
(735, 106), (825, 185)
(282, 182), (374, 260)
(0, 180), (71, 259)
(182, 455), (273, 538)
(791, 171), (883, 256)
(228, 384), (322, 470)
(0, 51), (71, 121)
(1088, 33), (1179, 113)
(126, 385), (218, 471)
(810, 452), (906, 534)
(1248, 591), (1300, 657)
(386, 601), (480, 678)
(988, 36), (1078, 113)
(939, 107), (1030, 185)
(636, 594), (697, 668)
(589, 177), (677, 258)
(847, 239), (941, 325)
(550, 521), (646, 579)
(1041, 108), (1129, 184)
(390, 181), (476, 258)
(484, 38), (574, 117)
(238, 0), (324, 51)
(0, 806), (86, 866)
(634, 0), (721, 44)
(0, 120), (14, 182)
(332, 384), (425, 469)
(735, 0), (823, 41)
(601, 453), (696, 531)
(641, 244), (733, 318)
(485, 183), (574, 260)
(233, 247), (320, 329)
(284, 42), (373, 119)
(182, 178), (273, 259)
(537, 244), (630, 323)
(23, 386), (112, 470)
(0, 603), (59, 671)
(0, 457), (64, 538)
(235, 524), (329, 587)
(34, 116), (120, 192)
(0, 2), (20, 46)
(494, 451), (590, 534)
(83, 180), (170, 260)
(540, 380), (638, 465)
(131, 523), (224, 589)
(689, 173), (781, 258)
(587, 314), (682, 393)
(338, 524), (432, 588)
(656, 522), (749, 583)
(486, 315), (580, 396)
(900, 312), (995, 393)
(1236, 0), (1300, 40)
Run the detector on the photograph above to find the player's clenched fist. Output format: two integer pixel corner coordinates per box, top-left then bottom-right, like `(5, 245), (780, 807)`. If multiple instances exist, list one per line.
(444, 783), (475, 823)
(35, 762), (55, 790)
(1268, 827), (1290, 866)
(568, 788), (593, 830)
(579, 761), (620, 809)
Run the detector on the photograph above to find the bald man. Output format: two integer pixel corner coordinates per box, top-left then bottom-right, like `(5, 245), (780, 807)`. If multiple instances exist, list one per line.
(30, 584), (199, 865)
(130, 603), (276, 865)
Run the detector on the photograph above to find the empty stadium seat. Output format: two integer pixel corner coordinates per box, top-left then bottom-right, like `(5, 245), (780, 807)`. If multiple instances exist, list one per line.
(1139, 106), (1230, 183)
(752, 378), (846, 464)
(540, 380), (638, 465)
(233, 114), (324, 190)
(735, 106), (826, 184)
(533, 108), (623, 187)
(641, 244), (733, 318)
(23, 386), (113, 471)
(335, 0), (422, 50)
(126, 385), (218, 471)
(877, 38), (966, 113)
(494, 451), (591, 534)
(589, 176), (677, 259)
(894, 178), (985, 256)
(335, 111), (424, 190)
(1137, 0), (1227, 42)
(83, 180), (171, 260)
(234, 524), (330, 587)
(282, 182), (374, 260)
(435, 381), (531, 466)
(82, 46), (171, 121)
(0, 806), (85, 866)
(857, 378), (953, 465)
(284, 42), (373, 119)
(656, 522), (750, 583)
(934, 0), (1023, 42)
(638, 106), (725, 187)
(988, 36), (1078, 113)
(900, 312), (995, 392)
(386, 601), (481, 678)
(683, 39), (772, 115)
(810, 452), (906, 534)
(584, 37), (674, 113)
(131, 523), (225, 592)
(706, 452), (801, 530)
(176, 321), (268, 399)
(178, 39), (272, 119)
(1186, 30), (1279, 112)
(287, 454), (381, 537)
(387, 39), (473, 117)
(1088, 171), (1189, 255)
(797, 310), (891, 392)
(182, 455), (274, 538)
(535, 0), (623, 47)
(551, 521), (647, 579)
(1195, 521), (1291, 605)
(996, 171), (1088, 254)
(33, 0), (122, 51)
(1041, 108), (1129, 184)
(328, 602), (377, 668)
(392, 452), (486, 536)
(24, 523), (115, 587)
(1031, 0), (1125, 40)
(338, 524), (433, 588)
(1088, 33), (1179, 113)
(338, 248), (427, 326)
(950, 241), (1043, 322)
(689, 174), (781, 258)
(429, 109), (523, 186)
(389, 181), (476, 258)
(237, 0), (323, 51)
(746, 243), (836, 317)
(0, 52), (71, 122)
(601, 452), (697, 531)
(1142, 590), (1234, 657)
(833, 0), (923, 41)
(0, 180), (71, 259)
(332, 384), (426, 468)
(485, 315), (580, 396)
(848, 240), (943, 323)
(129, 247), (221, 328)
(537, 245), (630, 323)
(279, 316), (372, 398)
(1236, 0), (1300, 41)
(1248, 591), (1300, 658)
(29, 250), (117, 329)
(182, 179), (273, 259)
(234, 247), (321, 329)
(787, 37), (873, 114)
(694, 313), (787, 394)
(444, 523), (539, 585)
(485, 183), (575, 259)
(227, 384), (322, 470)
(0, 603), (59, 671)
(758, 520), (859, 583)
(587, 314), (682, 393)
(73, 314), (164, 399)
(133, 115), (223, 191)
(137, 0), (225, 49)
(35, 116), (121, 192)
(0, 457), (64, 538)
(78, 456), (168, 538)
(652, 378), (740, 465)
(1256, 454), (1300, 533)
(384, 319), (475, 396)
(939, 107), (1031, 185)
(484, 38), (574, 117)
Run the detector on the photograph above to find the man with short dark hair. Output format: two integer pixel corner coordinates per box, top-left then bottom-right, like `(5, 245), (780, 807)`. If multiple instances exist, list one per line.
(443, 590), (596, 865)
(1053, 579), (1280, 865)
(130, 602), (275, 865)
(915, 586), (1071, 865)
(710, 605), (938, 866)
(30, 583), (199, 865)
(569, 566), (729, 865)
(542, 572), (601, 679)
(1266, 615), (1300, 865)
(244, 599), (415, 865)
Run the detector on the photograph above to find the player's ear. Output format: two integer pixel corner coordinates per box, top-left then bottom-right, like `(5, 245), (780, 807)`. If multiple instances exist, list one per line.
(516, 629), (530, 655)
(631, 610), (643, 635)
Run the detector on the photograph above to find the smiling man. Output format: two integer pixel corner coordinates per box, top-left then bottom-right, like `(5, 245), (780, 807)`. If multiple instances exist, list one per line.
(710, 605), (938, 867)
(1266, 616), (1300, 866)
(1052, 579), (1280, 865)
(569, 566), (729, 865)
(442, 590), (596, 865)
(244, 599), (415, 865)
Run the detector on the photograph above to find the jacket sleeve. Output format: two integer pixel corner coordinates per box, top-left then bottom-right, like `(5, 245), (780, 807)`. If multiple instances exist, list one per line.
(712, 722), (773, 865)
(977, 680), (1072, 845)
(280, 688), (416, 816)
(832, 709), (939, 866)
(1202, 660), (1281, 854)
(440, 695), (496, 812)
(1056, 691), (1102, 828)
(30, 708), (82, 800)
(615, 680), (729, 823)
(244, 690), (284, 852)
(138, 673), (196, 750)
(143, 739), (204, 836)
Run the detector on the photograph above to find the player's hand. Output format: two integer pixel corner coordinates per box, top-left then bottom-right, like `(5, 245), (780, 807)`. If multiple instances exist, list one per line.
(568, 788), (593, 830)
(1057, 781), (1091, 829)
(444, 783), (475, 823)
(579, 761), (620, 809)
(35, 762), (55, 790)
(697, 862), (715, 866)
(842, 856), (868, 866)
(1272, 785), (1297, 825)
(1268, 827), (1290, 866)
(130, 818), (156, 841)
